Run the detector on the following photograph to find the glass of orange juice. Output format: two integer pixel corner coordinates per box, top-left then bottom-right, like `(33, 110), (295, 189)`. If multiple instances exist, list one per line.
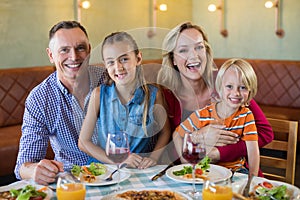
(56, 172), (86, 200)
(202, 179), (233, 200)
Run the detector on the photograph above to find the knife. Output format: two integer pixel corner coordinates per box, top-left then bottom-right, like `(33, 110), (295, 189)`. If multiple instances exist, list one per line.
(151, 159), (179, 181)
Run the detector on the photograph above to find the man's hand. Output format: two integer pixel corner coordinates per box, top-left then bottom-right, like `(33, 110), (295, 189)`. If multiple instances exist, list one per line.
(21, 159), (64, 185)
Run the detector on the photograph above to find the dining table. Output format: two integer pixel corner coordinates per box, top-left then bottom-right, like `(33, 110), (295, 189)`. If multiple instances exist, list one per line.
(0, 164), (251, 200)
(84, 168), (244, 199)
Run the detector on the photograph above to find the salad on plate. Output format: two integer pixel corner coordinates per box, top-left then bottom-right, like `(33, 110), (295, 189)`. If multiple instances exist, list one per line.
(71, 162), (107, 183)
(172, 156), (211, 180)
(0, 184), (50, 200)
(250, 181), (293, 200)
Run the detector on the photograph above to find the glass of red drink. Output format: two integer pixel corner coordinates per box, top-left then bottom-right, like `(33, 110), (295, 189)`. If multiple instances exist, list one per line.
(106, 131), (130, 191)
(182, 132), (206, 199)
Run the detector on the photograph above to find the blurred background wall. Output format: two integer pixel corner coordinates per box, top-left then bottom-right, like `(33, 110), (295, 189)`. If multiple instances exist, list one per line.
(0, 0), (299, 68)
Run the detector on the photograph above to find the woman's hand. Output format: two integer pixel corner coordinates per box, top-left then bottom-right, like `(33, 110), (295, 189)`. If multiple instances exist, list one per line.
(201, 125), (240, 147)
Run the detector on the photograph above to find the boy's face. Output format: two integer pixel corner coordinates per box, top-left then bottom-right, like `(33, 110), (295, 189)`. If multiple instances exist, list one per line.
(221, 66), (250, 110)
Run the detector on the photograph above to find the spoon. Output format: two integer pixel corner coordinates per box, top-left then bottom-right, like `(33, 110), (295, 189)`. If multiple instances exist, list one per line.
(105, 163), (127, 181)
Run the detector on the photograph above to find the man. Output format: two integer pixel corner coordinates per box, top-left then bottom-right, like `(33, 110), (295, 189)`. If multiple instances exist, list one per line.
(15, 21), (107, 185)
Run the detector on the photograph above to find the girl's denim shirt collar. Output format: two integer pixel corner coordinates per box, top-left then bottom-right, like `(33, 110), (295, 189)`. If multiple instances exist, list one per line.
(111, 83), (144, 105)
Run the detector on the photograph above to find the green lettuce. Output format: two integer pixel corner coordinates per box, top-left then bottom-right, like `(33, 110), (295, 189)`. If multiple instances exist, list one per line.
(10, 185), (46, 200)
(196, 155), (211, 171)
(88, 162), (107, 176)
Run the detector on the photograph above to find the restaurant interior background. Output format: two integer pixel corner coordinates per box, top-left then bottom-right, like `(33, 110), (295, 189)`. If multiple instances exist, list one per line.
(0, 0), (300, 187)
(0, 0), (299, 68)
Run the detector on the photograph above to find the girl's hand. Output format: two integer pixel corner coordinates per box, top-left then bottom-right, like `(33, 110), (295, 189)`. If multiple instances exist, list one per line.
(123, 153), (142, 168)
(137, 157), (157, 169)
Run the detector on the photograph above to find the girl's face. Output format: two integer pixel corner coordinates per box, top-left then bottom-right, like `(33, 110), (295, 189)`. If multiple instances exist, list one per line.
(173, 28), (207, 81)
(102, 41), (141, 86)
(220, 66), (250, 111)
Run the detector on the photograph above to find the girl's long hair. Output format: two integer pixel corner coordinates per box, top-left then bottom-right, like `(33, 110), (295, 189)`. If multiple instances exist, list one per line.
(101, 32), (150, 135)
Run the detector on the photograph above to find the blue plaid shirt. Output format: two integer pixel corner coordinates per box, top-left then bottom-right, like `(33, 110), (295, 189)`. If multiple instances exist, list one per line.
(14, 66), (107, 180)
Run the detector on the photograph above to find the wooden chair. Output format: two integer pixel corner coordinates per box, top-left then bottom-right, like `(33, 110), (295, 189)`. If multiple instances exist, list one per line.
(260, 118), (298, 185)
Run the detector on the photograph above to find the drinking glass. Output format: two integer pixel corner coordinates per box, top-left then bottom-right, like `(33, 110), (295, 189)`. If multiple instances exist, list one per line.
(56, 172), (86, 200)
(202, 179), (233, 200)
(182, 132), (206, 199)
(106, 131), (130, 191)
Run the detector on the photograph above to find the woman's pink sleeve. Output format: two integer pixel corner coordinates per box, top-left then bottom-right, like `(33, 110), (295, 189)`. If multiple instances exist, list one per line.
(217, 99), (274, 162)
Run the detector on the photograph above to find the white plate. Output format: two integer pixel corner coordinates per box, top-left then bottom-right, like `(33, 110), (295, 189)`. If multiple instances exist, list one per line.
(166, 164), (232, 184)
(101, 188), (193, 200)
(106, 164), (166, 174)
(81, 166), (130, 186)
(237, 176), (300, 199)
(0, 180), (53, 200)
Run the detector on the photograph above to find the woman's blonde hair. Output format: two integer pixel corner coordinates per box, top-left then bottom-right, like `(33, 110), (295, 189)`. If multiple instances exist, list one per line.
(215, 58), (257, 106)
(101, 32), (150, 135)
(157, 22), (216, 92)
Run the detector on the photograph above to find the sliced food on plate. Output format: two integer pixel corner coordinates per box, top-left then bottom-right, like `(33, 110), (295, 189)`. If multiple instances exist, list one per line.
(71, 162), (107, 183)
(172, 155), (211, 180)
(103, 189), (190, 200)
(0, 184), (48, 200)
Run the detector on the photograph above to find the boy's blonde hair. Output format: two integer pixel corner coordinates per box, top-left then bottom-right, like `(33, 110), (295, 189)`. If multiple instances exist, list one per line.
(215, 58), (257, 106)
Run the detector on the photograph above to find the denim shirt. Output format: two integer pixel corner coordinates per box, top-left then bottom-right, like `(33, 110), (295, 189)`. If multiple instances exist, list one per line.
(97, 83), (162, 156)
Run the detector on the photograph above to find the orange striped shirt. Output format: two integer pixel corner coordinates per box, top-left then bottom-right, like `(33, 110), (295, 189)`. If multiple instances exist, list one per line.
(176, 103), (258, 169)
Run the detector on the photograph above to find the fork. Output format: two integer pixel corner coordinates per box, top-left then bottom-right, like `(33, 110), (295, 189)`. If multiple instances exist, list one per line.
(230, 169), (236, 183)
(105, 163), (127, 181)
(229, 164), (243, 183)
(243, 174), (254, 197)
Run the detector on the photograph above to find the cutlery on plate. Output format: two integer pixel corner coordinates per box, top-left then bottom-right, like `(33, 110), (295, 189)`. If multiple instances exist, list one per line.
(105, 163), (127, 181)
(243, 174), (254, 197)
(151, 159), (180, 181)
(47, 186), (56, 192)
(233, 192), (249, 200)
(229, 163), (243, 183)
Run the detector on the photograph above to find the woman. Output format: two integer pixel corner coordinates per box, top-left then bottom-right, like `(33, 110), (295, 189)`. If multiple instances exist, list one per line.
(79, 32), (171, 169)
(157, 22), (273, 167)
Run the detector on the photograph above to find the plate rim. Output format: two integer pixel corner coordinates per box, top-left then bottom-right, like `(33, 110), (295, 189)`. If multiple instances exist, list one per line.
(101, 187), (193, 200)
(105, 164), (167, 174)
(166, 163), (232, 184)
